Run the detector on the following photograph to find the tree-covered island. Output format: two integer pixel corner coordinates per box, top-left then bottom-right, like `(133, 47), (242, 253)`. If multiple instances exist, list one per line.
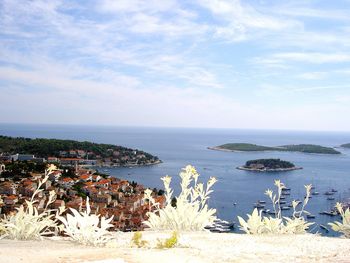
(209, 143), (341, 154)
(0, 135), (161, 167)
(237, 158), (302, 172)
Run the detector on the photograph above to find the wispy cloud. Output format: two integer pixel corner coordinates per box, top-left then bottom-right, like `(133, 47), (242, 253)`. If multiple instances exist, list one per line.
(1, 0), (350, 130)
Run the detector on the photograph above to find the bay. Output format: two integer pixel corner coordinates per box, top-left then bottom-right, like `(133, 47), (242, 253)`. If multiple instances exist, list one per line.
(1, 123), (350, 236)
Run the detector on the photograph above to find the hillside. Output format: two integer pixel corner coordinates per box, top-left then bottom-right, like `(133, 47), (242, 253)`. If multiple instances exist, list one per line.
(280, 144), (340, 154)
(0, 135), (160, 166)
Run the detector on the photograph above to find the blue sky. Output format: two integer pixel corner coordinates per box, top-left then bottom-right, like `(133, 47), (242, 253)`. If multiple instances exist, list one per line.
(1, 0), (350, 131)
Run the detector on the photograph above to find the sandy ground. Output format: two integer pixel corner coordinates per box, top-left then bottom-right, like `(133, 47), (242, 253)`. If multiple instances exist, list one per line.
(1, 232), (350, 263)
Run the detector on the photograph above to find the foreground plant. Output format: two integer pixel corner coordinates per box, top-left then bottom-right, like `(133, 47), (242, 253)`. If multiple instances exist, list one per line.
(238, 180), (313, 234)
(143, 165), (217, 231)
(156, 231), (178, 249)
(131, 231), (148, 248)
(329, 203), (350, 238)
(0, 165), (64, 240)
(57, 197), (114, 246)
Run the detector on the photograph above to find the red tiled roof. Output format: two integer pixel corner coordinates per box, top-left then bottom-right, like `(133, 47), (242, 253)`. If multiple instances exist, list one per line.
(62, 177), (74, 182)
(79, 174), (90, 180)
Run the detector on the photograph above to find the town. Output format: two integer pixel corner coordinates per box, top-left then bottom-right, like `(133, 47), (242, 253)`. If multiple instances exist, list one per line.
(0, 154), (165, 231)
(0, 135), (161, 167)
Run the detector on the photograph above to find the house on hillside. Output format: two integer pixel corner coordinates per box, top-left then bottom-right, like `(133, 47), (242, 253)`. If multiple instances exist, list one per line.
(0, 164), (5, 175)
(0, 182), (17, 195)
(11, 154), (35, 161)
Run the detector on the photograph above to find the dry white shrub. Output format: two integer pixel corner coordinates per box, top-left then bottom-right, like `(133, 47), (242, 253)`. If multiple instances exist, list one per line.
(143, 165), (217, 231)
(238, 180), (313, 234)
(329, 202), (350, 238)
(0, 165), (64, 240)
(57, 197), (114, 246)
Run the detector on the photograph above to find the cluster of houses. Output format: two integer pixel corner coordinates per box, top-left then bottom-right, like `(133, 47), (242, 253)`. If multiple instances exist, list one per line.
(0, 149), (160, 167)
(0, 162), (165, 231)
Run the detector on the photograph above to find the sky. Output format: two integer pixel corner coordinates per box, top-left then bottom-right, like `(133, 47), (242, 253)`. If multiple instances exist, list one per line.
(1, 0), (350, 131)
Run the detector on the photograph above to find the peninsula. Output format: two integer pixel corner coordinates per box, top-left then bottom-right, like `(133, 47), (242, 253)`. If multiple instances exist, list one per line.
(237, 158), (302, 172)
(0, 135), (161, 167)
(209, 143), (341, 154)
(341, 143), (350, 148)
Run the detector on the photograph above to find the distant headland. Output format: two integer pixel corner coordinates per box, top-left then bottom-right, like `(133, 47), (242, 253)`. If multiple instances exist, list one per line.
(237, 158), (302, 172)
(209, 143), (341, 155)
(341, 143), (350, 148)
(0, 135), (161, 167)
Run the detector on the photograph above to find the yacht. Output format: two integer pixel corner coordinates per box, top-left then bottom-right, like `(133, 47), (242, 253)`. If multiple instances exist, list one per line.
(281, 206), (291, 210)
(254, 203), (265, 209)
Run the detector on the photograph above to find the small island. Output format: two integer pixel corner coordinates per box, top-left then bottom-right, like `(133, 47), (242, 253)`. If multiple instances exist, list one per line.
(237, 158), (302, 172)
(209, 143), (341, 154)
(341, 143), (350, 148)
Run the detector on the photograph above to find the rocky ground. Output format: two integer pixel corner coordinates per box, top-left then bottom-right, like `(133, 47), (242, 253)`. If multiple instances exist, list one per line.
(1, 232), (350, 263)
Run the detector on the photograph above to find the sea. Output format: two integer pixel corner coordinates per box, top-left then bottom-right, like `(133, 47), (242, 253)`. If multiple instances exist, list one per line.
(1, 123), (350, 236)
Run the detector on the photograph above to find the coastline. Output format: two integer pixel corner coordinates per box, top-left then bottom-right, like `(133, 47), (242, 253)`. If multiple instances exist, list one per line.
(208, 146), (282, 153)
(207, 146), (246, 152)
(236, 166), (303, 172)
(80, 159), (162, 168)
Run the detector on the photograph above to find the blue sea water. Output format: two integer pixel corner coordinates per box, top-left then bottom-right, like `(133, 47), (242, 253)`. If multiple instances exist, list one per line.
(1, 123), (350, 236)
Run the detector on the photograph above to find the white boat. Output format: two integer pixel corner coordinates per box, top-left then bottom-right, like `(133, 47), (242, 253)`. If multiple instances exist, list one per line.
(312, 191), (319, 195)
(281, 206), (291, 210)
(320, 225), (329, 232)
(254, 203), (265, 209)
(320, 211), (337, 216)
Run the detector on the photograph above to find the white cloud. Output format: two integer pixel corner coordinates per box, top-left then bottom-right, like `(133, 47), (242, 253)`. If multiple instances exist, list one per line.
(1, 0), (350, 131)
(98, 0), (178, 14)
(274, 52), (350, 64)
(197, 0), (300, 41)
(297, 72), (327, 80)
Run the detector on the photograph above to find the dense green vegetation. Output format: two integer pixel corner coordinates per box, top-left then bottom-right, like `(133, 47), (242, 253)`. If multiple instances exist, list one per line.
(0, 161), (46, 180)
(341, 143), (350, 148)
(214, 143), (340, 154)
(280, 144), (340, 154)
(217, 143), (280, 151)
(0, 135), (159, 162)
(244, 158), (295, 169)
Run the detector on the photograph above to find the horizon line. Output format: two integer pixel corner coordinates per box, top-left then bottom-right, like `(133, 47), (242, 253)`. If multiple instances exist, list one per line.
(1, 122), (350, 134)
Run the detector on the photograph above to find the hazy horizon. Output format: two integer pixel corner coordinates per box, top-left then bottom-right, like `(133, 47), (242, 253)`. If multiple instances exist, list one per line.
(1, 1), (350, 131)
(1, 122), (350, 134)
